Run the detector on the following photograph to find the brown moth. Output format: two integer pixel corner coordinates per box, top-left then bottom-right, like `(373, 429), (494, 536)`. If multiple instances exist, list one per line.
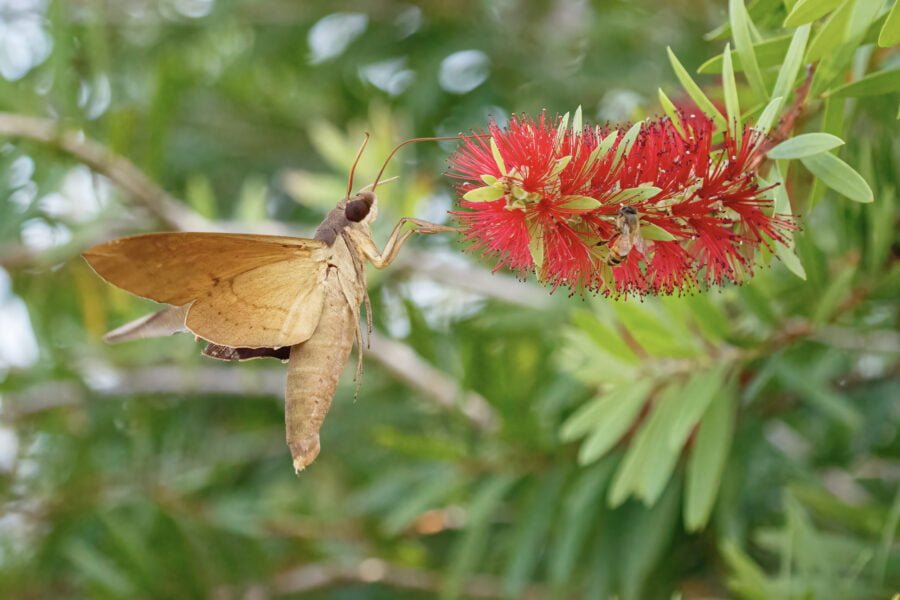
(83, 136), (457, 472)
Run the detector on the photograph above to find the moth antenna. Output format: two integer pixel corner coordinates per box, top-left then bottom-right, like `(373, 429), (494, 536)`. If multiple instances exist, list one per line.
(359, 175), (398, 192)
(371, 134), (490, 192)
(347, 132), (371, 199)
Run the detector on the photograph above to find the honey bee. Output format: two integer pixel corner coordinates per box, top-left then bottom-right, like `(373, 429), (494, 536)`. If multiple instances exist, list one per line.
(605, 205), (646, 266)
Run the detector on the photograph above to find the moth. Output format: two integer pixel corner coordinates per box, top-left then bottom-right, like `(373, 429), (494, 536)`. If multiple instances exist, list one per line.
(83, 136), (457, 472)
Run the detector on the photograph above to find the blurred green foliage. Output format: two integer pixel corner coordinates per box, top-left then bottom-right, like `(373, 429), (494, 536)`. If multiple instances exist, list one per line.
(0, 0), (897, 599)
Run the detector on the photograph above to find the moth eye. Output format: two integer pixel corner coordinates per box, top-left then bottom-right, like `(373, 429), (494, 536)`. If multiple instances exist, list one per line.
(345, 199), (371, 222)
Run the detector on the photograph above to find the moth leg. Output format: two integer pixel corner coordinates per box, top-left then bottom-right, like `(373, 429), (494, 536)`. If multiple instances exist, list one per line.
(349, 217), (459, 269)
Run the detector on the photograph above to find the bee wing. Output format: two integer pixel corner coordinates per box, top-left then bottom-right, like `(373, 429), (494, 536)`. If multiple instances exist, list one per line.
(633, 229), (647, 255)
(84, 232), (331, 348)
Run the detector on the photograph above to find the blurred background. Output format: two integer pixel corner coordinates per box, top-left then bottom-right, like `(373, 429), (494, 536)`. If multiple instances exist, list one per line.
(0, 0), (897, 598)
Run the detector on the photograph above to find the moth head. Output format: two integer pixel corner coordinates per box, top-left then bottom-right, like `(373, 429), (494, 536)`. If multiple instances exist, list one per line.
(345, 190), (377, 223)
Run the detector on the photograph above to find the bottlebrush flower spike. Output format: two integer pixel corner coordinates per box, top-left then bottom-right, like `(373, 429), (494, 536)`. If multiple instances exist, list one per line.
(448, 109), (794, 296)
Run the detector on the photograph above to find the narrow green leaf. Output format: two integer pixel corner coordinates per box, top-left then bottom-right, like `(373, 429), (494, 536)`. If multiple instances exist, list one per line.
(462, 185), (505, 202)
(64, 541), (137, 597)
(620, 482), (682, 600)
(382, 468), (459, 534)
(572, 105), (583, 133)
(610, 120), (644, 172)
(879, 0), (900, 46)
(555, 111), (570, 148)
(771, 25), (811, 104)
(721, 43), (742, 143)
(668, 366), (729, 450)
(639, 223), (676, 241)
(490, 137), (507, 175)
(504, 470), (566, 598)
(684, 386), (737, 531)
(551, 155), (573, 177)
(606, 185), (662, 205)
(774, 242), (807, 279)
(564, 381), (654, 464)
(559, 195), (601, 210)
(800, 152), (874, 202)
(755, 95), (784, 134)
(526, 219), (545, 275)
(548, 461), (614, 591)
(697, 34), (792, 74)
(442, 474), (519, 600)
(783, 0), (843, 26)
(729, 0), (768, 100)
(826, 68), (900, 98)
(667, 47), (727, 129)
(480, 174), (498, 185)
(768, 133), (845, 159)
(657, 88), (686, 137)
(807, 0), (854, 62)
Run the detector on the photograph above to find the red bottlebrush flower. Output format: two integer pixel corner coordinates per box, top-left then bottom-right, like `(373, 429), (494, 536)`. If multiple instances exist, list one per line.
(448, 110), (794, 296)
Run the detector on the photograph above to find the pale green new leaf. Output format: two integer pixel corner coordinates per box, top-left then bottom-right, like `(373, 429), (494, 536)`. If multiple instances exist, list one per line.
(729, 0), (767, 100)
(572, 105), (583, 133)
(755, 95), (784, 134)
(721, 43), (742, 141)
(783, 0), (843, 26)
(639, 222), (677, 241)
(667, 47), (727, 129)
(607, 185), (662, 205)
(490, 137), (507, 175)
(807, 0), (854, 62)
(684, 385), (737, 531)
(559, 195), (601, 210)
(463, 185), (505, 202)
(880, 0), (900, 46)
(801, 152), (874, 202)
(771, 25), (811, 105)
(610, 120), (644, 172)
(768, 133), (845, 159)
(697, 34), (792, 74)
(657, 88), (686, 137)
(826, 68), (900, 98)
(775, 242), (808, 279)
(668, 365), (729, 450)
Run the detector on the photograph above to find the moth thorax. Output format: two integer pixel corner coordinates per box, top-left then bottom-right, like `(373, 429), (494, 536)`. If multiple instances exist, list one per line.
(345, 191), (375, 222)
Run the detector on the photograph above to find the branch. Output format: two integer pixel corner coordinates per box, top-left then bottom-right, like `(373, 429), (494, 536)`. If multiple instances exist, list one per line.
(368, 331), (497, 431)
(0, 112), (213, 231)
(263, 559), (554, 599)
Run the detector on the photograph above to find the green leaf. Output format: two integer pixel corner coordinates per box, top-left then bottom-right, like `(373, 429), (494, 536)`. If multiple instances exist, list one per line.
(657, 88), (685, 137)
(526, 218), (545, 275)
(559, 195), (601, 210)
(562, 381), (654, 464)
(555, 111), (570, 148)
(697, 34), (792, 74)
(503, 470), (566, 598)
(666, 47), (727, 130)
(721, 43), (742, 140)
(639, 222), (677, 241)
(382, 467), (459, 534)
(774, 242), (808, 280)
(826, 68), (900, 98)
(548, 461), (614, 591)
(551, 155), (573, 177)
(610, 120), (644, 171)
(462, 185), (505, 202)
(880, 0), (900, 46)
(583, 130), (620, 172)
(807, 0), (854, 62)
(768, 133), (845, 159)
(490, 136), (507, 175)
(480, 174), (498, 185)
(771, 25), (811, 106)
(684, 385), (736, 531)
(443, 474), (519, 600)
(572, 105), (583, 133)
(729, 0), (767, 100)
(569, 308), (639, 364)
(668, 366), (729, 451)
(606, 185), (662, 205)
(755, 95), (784, 134)
(800, 152), (874, 202)
(783, 0), (843, 26)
